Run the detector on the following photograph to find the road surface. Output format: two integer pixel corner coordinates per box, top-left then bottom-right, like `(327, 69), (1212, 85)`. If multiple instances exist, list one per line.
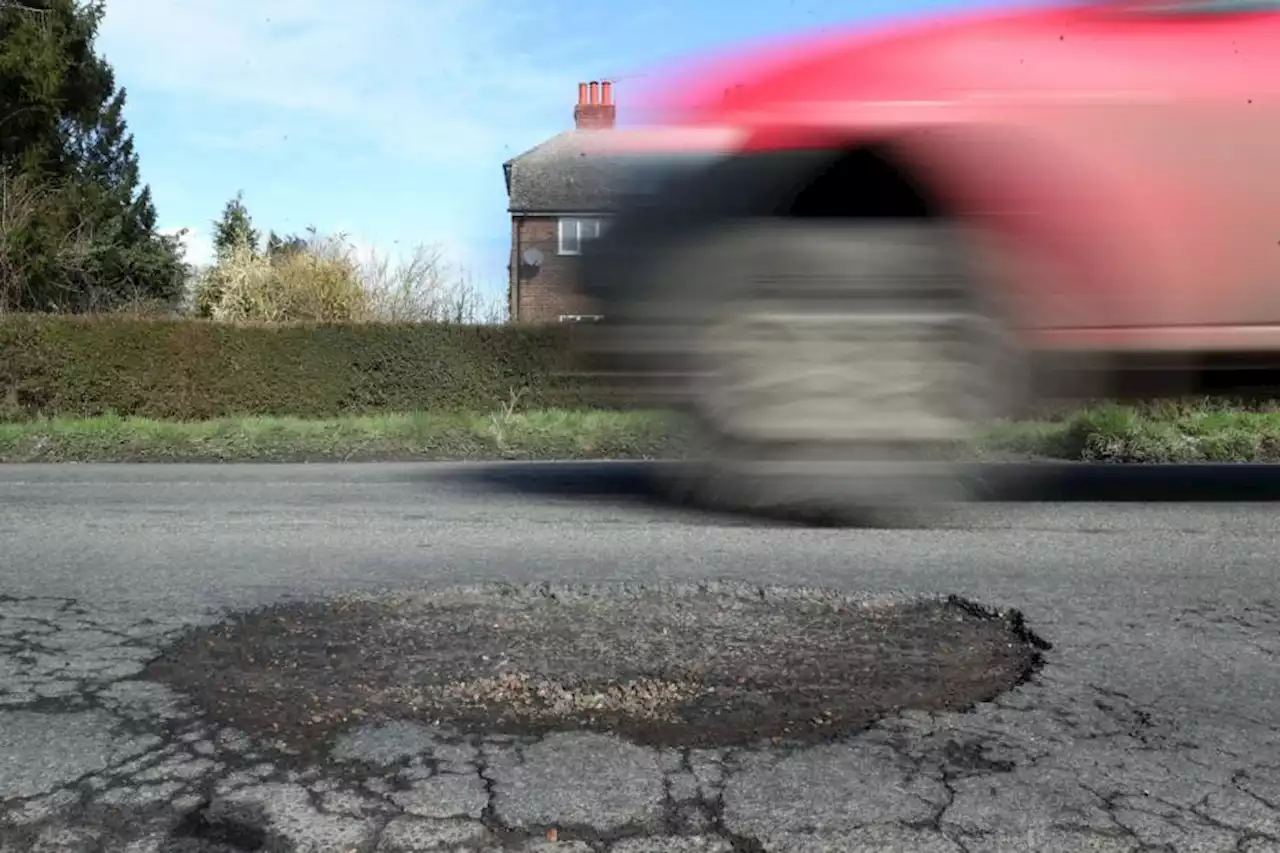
(2, 461), (1280, 852)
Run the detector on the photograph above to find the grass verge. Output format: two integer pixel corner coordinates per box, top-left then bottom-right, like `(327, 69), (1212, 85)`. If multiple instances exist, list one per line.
(0, 410), (680, 463)
(2, 398), (1280, 463)
(982, 399), (1280, 463)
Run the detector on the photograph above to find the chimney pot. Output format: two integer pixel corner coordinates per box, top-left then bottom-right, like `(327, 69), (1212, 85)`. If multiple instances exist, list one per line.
(574, 80), (616, 131)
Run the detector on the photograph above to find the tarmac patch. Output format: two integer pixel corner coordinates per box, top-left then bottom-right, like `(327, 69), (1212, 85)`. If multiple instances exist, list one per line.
(141, 582), (1049, 754)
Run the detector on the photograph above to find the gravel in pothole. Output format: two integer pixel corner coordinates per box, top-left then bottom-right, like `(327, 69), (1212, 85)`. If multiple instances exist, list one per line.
(140, 582), (1049, 754)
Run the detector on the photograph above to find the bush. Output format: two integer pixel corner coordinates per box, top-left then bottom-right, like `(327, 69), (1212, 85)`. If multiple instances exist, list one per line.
(192, 232), (507, 325)
(193, 236), (370, 323)
(0, 314), (624, 421)
(0, 169), (188, 316)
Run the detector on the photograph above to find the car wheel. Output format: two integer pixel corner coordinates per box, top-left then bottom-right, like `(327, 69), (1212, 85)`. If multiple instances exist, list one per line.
(629, 218), (1029, 525)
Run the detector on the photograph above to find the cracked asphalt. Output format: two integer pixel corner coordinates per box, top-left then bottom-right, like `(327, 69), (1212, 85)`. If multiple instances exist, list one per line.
(3, 461), (1280, 852)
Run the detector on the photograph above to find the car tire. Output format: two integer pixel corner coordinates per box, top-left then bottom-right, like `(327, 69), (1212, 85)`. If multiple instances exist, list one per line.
(619, 218), (1030, 525)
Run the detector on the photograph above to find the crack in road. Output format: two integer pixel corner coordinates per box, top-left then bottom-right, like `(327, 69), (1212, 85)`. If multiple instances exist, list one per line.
(3, 591), (1280, 852)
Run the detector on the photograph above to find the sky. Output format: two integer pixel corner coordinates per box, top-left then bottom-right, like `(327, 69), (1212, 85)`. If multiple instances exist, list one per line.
(95, 0), (986, 302)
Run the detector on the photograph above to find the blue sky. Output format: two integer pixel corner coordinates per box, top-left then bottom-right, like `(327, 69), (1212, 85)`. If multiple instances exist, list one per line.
(96, 0), (983, 301)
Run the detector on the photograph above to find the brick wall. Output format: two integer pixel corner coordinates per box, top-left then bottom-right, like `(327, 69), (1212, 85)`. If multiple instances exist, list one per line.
(511, 215), (601, 324)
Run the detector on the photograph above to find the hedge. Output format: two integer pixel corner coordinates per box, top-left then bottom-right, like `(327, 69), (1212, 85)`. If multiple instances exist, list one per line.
(0, 315), (621, 421)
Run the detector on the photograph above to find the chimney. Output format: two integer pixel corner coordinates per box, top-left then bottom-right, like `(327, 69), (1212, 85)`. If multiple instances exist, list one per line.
(574, 79), (616, 131)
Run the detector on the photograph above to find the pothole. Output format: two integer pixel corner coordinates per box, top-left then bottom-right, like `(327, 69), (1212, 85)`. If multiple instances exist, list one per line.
(140, 582), (1050, 753)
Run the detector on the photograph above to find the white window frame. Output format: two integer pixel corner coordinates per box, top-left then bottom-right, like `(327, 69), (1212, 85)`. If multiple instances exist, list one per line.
(557, 216), (606, 256)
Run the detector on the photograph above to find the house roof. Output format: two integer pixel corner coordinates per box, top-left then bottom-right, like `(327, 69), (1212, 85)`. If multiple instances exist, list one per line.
(504, 130), (628, 214)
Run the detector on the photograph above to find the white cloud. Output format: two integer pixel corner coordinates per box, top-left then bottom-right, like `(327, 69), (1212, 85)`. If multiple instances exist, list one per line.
(162, 226), (215, 267)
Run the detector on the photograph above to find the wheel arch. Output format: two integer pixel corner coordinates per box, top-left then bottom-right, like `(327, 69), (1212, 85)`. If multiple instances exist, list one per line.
(755, 126), (1136, 338)
(773, 138), (951, 221)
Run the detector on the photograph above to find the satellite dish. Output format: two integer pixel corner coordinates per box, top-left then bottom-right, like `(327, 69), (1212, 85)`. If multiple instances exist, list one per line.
(522, 248), (544, 267)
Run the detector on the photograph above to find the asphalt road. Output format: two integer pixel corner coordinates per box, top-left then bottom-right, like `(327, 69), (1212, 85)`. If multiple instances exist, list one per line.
(3, 461), (1280, 852)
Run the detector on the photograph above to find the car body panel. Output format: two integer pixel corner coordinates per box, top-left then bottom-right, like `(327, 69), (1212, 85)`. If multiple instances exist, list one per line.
(583, 0), (1280, 355)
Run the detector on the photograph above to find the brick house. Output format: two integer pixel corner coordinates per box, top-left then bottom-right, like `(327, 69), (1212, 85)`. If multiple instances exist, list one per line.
(504, 81), (620, 324)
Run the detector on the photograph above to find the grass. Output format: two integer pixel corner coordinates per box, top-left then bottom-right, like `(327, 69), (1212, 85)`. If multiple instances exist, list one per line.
(982, 398), (1280, 463)
(3, 397), (1280, 463)
(0, 409), (680, 463)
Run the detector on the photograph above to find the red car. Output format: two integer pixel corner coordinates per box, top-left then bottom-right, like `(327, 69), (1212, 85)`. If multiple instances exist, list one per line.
(574, 0), (1280, 522)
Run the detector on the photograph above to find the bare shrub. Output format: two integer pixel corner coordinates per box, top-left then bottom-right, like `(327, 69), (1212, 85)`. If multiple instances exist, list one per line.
(358, 241), (507, 325)
(0, 169), (45, 313)
(269, 235), (371, 322)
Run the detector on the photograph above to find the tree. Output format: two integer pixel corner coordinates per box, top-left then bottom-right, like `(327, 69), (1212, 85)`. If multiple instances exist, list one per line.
(212, 192), (259, 259)
(0, 0), (186, 313)
(265, 229), (307, 261)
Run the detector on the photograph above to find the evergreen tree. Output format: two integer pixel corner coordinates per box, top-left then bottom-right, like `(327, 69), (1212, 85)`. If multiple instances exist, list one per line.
(212, 192), (260, 259)
(0, 0), (186, 312)
(265, 229), (307, 260)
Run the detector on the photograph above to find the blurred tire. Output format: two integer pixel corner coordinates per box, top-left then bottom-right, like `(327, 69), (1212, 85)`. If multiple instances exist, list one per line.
(594, 218), (1029, 525)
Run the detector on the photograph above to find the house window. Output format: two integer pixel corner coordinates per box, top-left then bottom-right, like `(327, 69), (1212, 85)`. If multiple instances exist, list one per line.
(558, 217), (606, 255)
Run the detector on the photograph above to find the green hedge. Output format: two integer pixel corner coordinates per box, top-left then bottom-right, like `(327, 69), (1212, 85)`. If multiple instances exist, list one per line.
(0, 315), (620, 420)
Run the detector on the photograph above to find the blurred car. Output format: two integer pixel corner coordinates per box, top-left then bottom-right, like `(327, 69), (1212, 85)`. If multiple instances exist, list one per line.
(573, 0), (1280, 522)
